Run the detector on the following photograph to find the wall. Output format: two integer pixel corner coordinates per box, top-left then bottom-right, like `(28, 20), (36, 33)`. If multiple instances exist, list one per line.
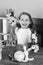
(0, 0), (43, 18)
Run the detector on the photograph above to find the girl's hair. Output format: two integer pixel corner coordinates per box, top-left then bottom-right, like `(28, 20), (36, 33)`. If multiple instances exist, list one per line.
(16, 12), (34, 29)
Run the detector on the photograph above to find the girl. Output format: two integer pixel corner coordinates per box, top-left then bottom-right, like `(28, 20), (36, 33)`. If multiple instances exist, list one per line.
(14, 12), (39, 62)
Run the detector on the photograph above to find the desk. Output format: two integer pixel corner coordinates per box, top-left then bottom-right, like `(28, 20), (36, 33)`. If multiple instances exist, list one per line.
(0, 59), (40, 65)
(2, 46), (43, 65)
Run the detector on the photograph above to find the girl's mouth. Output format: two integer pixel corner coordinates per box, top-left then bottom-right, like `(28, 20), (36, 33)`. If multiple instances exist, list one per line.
(22, 24), (27, 26)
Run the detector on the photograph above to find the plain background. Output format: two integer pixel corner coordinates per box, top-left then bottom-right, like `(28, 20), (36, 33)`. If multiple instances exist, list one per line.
(0, 0), (43, 18)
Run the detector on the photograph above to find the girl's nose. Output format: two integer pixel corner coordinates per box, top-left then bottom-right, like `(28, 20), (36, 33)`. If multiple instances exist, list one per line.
(23, 20), (26, 23)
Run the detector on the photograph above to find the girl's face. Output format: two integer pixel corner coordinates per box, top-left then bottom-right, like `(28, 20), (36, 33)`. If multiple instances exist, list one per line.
(19, 14), (31, 29)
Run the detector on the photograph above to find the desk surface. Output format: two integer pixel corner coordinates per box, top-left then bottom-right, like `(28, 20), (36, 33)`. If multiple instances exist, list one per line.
(2, 47), (43, 65)
(0, 59), (40, 65)
(0, 57), (43, 65)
